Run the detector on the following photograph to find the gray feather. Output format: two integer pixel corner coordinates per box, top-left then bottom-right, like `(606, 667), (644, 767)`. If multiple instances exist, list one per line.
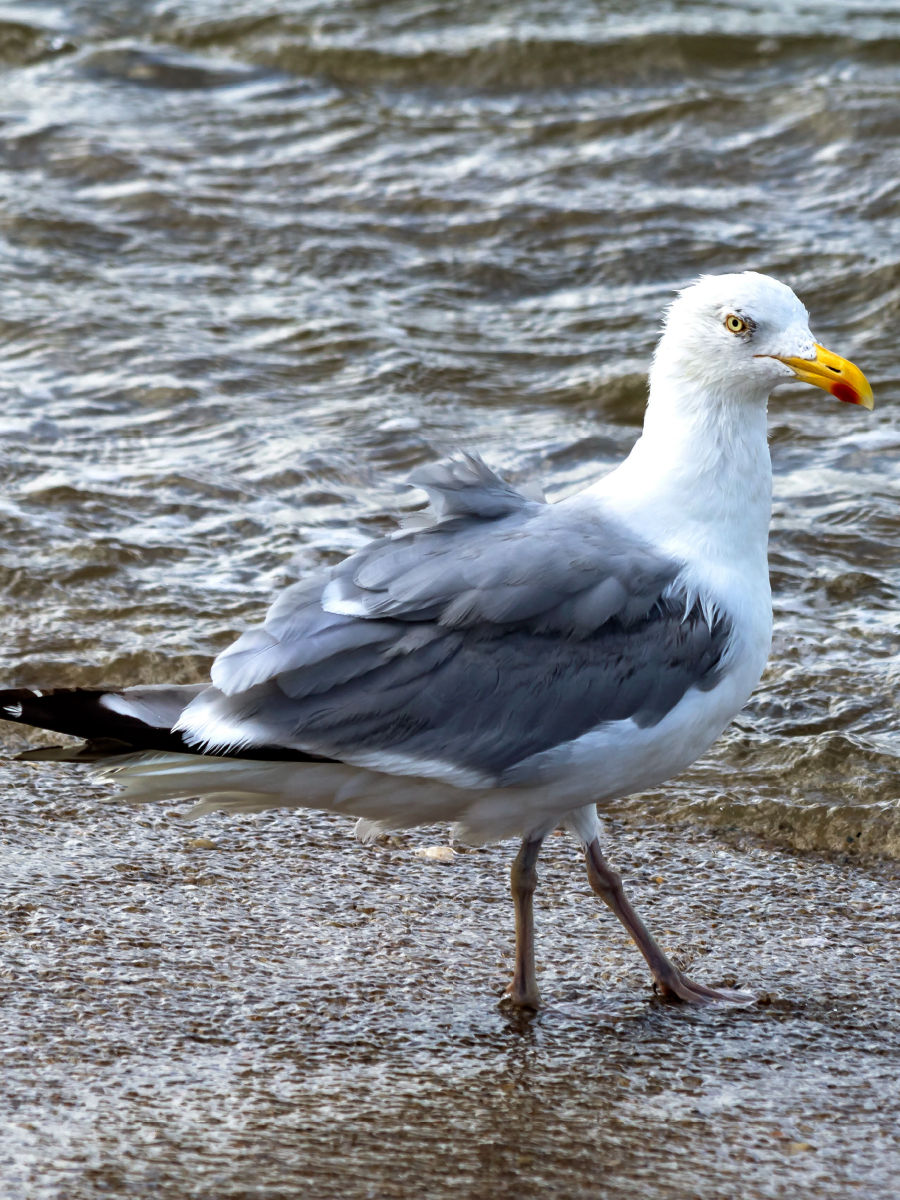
(184, 602), (729, 784)
(189, 454), (727, 781)
(406, 452), (534, 518)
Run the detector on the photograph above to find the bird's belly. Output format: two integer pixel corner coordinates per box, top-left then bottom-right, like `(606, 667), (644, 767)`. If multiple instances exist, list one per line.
(510, 626), (768, 806)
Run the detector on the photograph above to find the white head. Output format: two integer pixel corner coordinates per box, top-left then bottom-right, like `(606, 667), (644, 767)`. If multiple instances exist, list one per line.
(605, 269), (875, 560)
(651, 271), (873, 410)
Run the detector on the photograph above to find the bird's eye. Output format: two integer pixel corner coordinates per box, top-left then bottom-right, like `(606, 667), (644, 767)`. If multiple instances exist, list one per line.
(725, 314), (748, 334)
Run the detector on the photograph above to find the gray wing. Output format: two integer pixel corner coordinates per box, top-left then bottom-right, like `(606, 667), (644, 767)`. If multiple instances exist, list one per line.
(178, 455), (730, 785)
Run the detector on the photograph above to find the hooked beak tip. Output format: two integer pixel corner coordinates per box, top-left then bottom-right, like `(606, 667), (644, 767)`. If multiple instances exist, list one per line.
(769, 344), (874, 411)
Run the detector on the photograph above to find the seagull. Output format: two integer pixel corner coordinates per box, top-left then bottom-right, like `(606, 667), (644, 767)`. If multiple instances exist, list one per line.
(1, 272), (873, 1010)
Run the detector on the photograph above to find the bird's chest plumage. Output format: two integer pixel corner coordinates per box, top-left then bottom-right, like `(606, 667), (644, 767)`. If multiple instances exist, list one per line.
(509, 561), (773, 807)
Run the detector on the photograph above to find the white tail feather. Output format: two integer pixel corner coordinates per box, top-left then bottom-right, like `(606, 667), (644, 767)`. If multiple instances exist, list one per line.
(92, 751), (572, 845)
(92, 751), (476, 827)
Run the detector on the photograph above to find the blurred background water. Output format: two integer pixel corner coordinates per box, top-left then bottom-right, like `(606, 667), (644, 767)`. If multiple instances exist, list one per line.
(4, 0), (900, 853)
(3, 3), (900, 1198)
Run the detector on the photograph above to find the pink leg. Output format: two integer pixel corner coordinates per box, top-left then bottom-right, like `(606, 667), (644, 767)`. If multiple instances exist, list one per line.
(504, 837), (543, 1009)
(585, 838), (754, 1006)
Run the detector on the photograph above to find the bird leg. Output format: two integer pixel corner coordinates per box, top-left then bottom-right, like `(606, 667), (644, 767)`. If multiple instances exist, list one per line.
(504, 836), (543, 1009)
(584, 837), (754, 1006)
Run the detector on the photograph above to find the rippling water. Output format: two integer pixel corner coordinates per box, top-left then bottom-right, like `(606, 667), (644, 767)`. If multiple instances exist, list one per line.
(4, 0), (900, 853)
(3, 3), (900, 1197)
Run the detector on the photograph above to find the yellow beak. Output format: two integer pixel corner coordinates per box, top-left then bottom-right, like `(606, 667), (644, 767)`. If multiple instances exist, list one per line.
(769, 343), (874, 410)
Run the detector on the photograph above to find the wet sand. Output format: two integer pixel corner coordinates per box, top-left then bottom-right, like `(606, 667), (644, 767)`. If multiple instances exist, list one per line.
(3, 756), (900, 1199)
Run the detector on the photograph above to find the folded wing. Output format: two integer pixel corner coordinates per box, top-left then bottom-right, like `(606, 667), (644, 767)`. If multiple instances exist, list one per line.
(175, 454), (731, 787)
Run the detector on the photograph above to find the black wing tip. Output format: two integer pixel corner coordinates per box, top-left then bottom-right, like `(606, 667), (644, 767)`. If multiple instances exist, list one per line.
(1, 685), (108, 706)
(0, 685), (341, 765)
(1, 687), (45, 721)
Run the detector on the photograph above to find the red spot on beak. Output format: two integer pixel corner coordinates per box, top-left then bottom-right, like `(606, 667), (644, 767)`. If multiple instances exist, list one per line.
(832, 382), (859, 405)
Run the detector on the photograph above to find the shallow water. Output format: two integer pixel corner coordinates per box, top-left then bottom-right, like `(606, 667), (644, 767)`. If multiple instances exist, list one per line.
(2, 1), (900, 1196)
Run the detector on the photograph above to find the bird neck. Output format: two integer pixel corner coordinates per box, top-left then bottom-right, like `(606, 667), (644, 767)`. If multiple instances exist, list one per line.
(590, 370), (773, 571)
